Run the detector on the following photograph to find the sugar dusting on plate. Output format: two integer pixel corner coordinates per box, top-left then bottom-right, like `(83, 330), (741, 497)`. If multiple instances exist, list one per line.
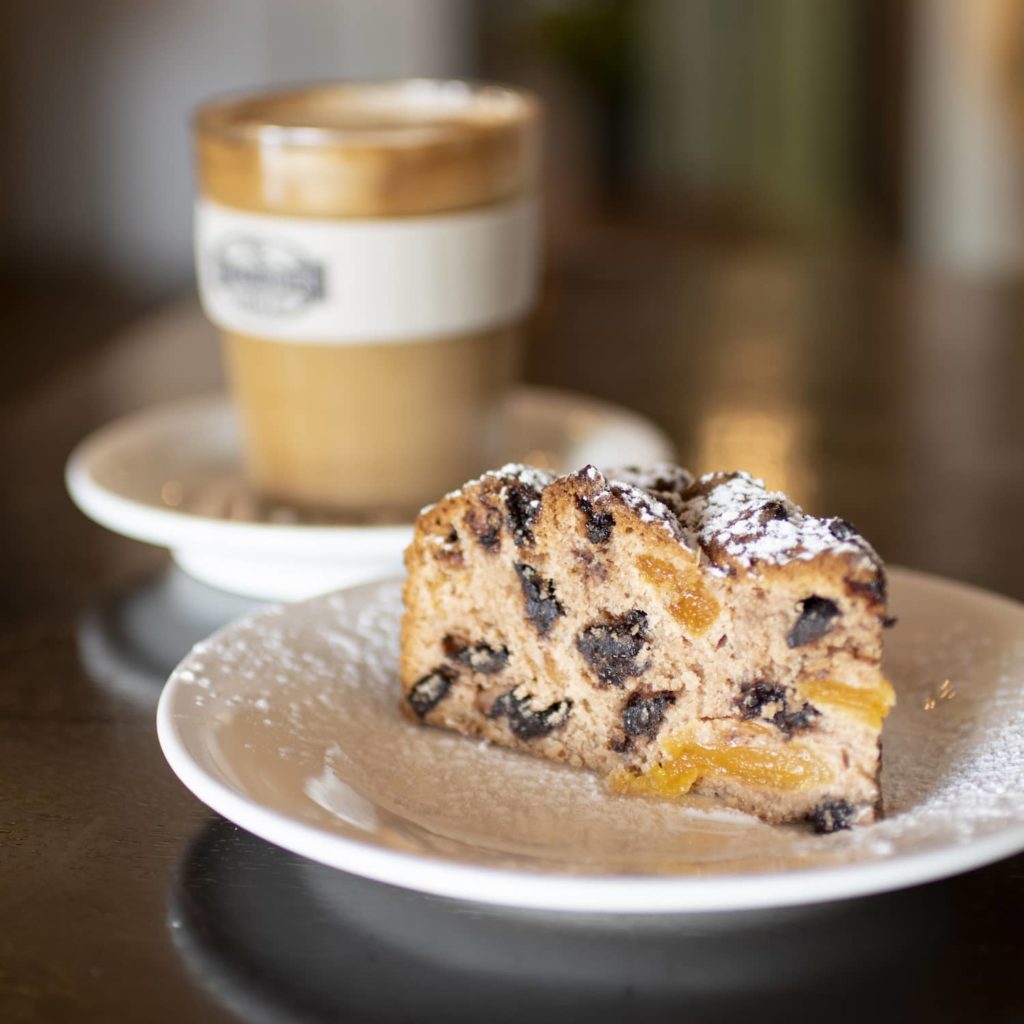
(167, 574), (1024, 882)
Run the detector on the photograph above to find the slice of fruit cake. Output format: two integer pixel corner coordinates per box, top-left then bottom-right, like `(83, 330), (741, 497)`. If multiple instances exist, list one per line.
(400, 464), (894, 831)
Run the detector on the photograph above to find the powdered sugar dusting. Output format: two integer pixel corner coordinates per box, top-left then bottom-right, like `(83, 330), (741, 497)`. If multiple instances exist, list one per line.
(606, 463), (695, 499)
(675, 471), (880, 571)
(866, 618), (1024, 847)
(575, 464), (688, 543)
(606, 464), (696, 516)
(166, 572), (1024, 886)
(422, 462), (881, 572)
(609, 480), (685, 539)
(420, 463), (556, 516)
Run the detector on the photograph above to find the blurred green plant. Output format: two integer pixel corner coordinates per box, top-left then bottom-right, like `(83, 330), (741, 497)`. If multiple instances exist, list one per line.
(535, 0), (640, 93)
(535, 0), (644, 195)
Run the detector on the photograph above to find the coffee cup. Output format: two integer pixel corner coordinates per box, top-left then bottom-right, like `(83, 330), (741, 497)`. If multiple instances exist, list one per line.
(194, 80), (541, 516)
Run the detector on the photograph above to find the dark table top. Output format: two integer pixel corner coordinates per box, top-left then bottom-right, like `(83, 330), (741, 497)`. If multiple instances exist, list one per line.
(3, 235), (1023, 1023)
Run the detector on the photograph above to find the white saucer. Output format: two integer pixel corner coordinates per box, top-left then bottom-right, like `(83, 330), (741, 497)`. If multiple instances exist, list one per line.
(157, 569), (1024, 914)
(66, 388), (674, 600)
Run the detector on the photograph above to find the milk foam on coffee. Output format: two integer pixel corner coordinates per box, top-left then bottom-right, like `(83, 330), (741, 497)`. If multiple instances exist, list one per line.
(194, 81), (541, 514)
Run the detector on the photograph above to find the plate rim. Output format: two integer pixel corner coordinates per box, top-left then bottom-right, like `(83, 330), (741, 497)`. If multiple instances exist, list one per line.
(65, 386), (675, 555)
(156, 568), (1024, 914)
(64, 393), (412, 555)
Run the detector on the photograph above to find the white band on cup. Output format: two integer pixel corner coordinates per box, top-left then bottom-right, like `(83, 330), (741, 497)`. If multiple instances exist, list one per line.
(195, 196), (540, 344)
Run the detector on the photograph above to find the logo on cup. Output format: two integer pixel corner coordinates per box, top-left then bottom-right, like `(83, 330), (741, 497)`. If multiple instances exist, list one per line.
(214, 236), (324, 316)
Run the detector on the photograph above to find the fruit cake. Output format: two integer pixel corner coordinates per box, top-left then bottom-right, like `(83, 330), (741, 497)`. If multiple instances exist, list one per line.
(399, 463), (894, 831)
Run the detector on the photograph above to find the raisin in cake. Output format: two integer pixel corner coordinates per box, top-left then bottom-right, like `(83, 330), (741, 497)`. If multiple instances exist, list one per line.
(400, 463), (894, 831)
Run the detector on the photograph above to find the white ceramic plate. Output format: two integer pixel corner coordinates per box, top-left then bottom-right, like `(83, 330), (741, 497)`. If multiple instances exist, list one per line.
(66, 387), (674, 600)
(157, 568), (1024, 914)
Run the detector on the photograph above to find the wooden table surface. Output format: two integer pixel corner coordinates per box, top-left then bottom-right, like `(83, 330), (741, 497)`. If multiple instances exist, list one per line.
(3, 234), (1023, 1023)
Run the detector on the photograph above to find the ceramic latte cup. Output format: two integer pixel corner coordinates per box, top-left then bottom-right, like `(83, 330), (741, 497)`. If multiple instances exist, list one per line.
(194, 80), (541, 515)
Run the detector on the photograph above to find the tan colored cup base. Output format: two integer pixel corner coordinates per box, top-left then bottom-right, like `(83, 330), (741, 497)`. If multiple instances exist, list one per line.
(222, 328), (520, 516)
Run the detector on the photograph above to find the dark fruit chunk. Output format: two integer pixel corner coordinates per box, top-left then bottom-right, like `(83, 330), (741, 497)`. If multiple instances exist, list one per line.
(737, 680), (819, 736)
(489, 689), (572, 740)
(827, 518), (859, 542)
(515, 563), (564, 635)
(466, 502), (502, 551)
(811, 799), (856, 834)
(442, 636), (509, 675)
(576, 496), (615, 544)
(787, 596), (841, 648)
(622, 690), (675, 740)
(407, 668), (454, 718)
(848, 569), (888, 605)
(760, 500), (790, 522)
(435, 525), (464, 566)
(576, 609), (649, 687)
(505, 483), (542, 547)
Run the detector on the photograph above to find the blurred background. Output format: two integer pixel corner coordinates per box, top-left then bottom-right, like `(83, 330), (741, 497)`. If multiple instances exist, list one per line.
(7, 0), (1024, 385)
(5, 0), (1024, 600)
(4, 11), (1024, 1021)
